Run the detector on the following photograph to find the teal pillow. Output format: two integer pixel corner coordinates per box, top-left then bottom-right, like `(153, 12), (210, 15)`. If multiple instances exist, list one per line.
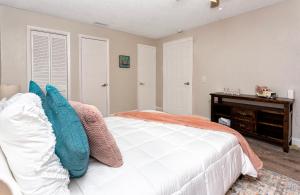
(46, 84), (90, 178)
(29, 81), (53, 122)
(29, 81), (45, 100)
(29, 81), (49, 112)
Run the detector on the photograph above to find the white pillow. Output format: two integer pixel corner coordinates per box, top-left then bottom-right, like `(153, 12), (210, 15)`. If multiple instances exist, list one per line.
(0, 93), (70, 195)
(0, 146), (22, 195)
(0, 98), (7, 112)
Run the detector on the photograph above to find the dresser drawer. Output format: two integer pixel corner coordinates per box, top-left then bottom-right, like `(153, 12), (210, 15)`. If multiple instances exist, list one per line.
(232, 120), (256, 132)
(210, 93), (294, 152)
(232, 108), (256, 120)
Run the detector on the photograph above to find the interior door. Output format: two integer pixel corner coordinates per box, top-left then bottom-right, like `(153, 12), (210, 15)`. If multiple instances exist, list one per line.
(50, 34), (68, 98)
(30, 30), (69, 98)
(163, 38), (193, 115)
(80, 37), (109, 116)
(137, 44), (156, 110)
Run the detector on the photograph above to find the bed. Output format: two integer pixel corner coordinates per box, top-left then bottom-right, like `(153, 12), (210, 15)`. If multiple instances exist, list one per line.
(69, 116), (256, 195)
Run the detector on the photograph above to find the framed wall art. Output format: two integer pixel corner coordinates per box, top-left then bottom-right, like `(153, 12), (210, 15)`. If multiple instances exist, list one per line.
(119, 55), (130, 68)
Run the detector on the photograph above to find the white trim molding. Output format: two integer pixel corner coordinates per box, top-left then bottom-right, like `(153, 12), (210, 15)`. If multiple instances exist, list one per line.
(156, 106), (163, 111)
(292, 137), (300, 147)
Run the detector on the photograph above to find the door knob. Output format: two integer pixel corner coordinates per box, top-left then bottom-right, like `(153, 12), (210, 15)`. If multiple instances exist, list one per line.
(101, 83), (108, 87)
(184, 82), (190, 86)
(139, 82), (145, 86)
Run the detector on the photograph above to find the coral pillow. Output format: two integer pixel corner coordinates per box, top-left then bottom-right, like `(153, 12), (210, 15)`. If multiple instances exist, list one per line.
(70, 101), (123, 167)
(46, 85), (90, 178)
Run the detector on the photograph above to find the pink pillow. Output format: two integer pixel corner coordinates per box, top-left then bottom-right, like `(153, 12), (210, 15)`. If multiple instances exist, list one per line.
(70, 101), (123, 167)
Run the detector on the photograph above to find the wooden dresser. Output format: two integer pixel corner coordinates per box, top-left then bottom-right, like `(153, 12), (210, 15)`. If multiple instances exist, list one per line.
(210, 92), (294, 152)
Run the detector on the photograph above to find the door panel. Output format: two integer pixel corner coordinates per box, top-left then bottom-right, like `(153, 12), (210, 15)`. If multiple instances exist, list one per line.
(31, 31), (50, 90)
(163, 38), (193, 115)
(50, 34), (68, 97)
(137, 44), (156, 110)
(30, 30), (69, 98)
(81, 37), (109, 116)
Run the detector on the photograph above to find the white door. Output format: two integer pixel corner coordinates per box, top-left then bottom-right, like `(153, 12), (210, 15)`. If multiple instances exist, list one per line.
(50, 34), (69, 97)
(137, 44), (156, 110)
(29, 29), (69, 98)
(80, 36), (109, 116)
(163, 37), (193, 115)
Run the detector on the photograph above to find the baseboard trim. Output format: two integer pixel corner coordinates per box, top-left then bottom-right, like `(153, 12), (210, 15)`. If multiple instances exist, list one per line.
(292, 137), (300, 147)
(156, 106), (163, 111)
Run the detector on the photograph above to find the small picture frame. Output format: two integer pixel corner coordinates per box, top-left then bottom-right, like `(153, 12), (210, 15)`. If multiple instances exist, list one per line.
(119, 55), (130, 68)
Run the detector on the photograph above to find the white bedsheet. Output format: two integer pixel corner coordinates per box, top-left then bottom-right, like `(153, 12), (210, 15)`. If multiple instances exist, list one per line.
(70, 116), (256, 195)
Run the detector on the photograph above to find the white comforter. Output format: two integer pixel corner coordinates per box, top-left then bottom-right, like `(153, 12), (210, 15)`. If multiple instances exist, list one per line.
(70, 116), (256, 195)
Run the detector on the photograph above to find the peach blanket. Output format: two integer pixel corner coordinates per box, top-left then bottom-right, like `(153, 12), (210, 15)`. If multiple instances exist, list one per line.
(115, 111), (263, 171)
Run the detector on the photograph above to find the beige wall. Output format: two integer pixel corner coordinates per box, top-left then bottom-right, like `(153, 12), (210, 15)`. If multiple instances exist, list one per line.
(1, 1), (300, 140)
(0, 5), (155, 113)
(157, 0), (300, 140)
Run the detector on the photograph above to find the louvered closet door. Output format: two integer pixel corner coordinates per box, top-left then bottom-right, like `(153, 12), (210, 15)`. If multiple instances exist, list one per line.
(31, 31), (51, 90)
(50, 34), (68, 97)
(30, 30), (68, 98)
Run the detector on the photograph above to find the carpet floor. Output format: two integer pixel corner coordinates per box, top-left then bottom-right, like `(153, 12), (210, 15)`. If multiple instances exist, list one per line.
(227, 168), (300, 195)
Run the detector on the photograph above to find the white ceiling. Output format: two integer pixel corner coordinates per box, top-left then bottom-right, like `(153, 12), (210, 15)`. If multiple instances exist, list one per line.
(0, 0), (286, 39)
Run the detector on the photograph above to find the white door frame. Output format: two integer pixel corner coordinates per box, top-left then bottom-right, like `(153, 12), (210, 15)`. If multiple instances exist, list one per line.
(27, 25), (71, 98)
(163, 37), (193, 114)
(79, 34), (110, 115)
(137, 44), (156, 110)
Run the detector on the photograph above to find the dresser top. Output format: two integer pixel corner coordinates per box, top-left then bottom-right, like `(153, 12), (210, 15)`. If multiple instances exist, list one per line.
(210, 92), (294, 104)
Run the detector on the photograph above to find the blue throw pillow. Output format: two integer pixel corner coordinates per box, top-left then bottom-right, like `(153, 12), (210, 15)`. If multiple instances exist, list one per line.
(29, 81), (45, 99)
(46, 84), (90, 178)
(29, 81), (53, 121)
(28, 81), (47, 109)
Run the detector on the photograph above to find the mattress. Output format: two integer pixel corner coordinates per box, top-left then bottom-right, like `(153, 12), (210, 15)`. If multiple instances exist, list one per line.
(70, 116), (256, 195)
